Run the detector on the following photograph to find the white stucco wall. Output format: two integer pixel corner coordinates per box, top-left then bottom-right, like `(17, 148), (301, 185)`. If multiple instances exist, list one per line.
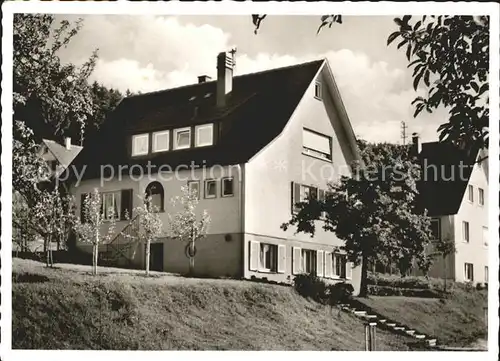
(243, 65), (361, 293)
(453, 158), (489, 284)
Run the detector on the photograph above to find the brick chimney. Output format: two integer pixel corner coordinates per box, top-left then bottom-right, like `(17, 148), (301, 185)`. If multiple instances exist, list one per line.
(198, 75), (212, 84)
(216, 51), (234, 107)
(65, 137), (72, 150)
(412, 132), (421, 154)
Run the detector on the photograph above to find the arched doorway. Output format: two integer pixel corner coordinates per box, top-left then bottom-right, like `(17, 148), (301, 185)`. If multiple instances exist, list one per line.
(145, 181), (164, 212)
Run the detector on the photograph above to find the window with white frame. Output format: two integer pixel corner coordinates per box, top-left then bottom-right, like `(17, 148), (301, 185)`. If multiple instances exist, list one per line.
(195, 124), (214, 147)
(302, 128), (331, 160)
(468, 185), (474, 203)
(259, 243), (278, 272)
(314, 82), (322, 100)
(188, 180), (200, 199)
(301, 249), (317, 274)
(174, 127), (191, 150)
(430, 219), (441, 240)
(152, 130), (170, 153)
(101, 191), (120, 220)
(222, 177), (234, 197)
(463, 221), (470, 243)
(478, 188), (484, 206)
(292, 182), (320, 213)
(299, 184), (318, 202)
(132, 134), (149, 156)
(204, 179), (217, 199)
(332, 253), (347, 278)
(482, 226), (488, 247)
(464, 263), (474, 282)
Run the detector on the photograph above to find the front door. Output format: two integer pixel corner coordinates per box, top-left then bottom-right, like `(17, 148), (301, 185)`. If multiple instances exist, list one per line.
(149, 243), (164, 272)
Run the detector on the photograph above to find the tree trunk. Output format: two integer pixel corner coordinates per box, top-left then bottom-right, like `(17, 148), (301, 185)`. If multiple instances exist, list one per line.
(443, 256), (447, 293)
(145, 238), (151, 276)
(93, 228), (99, 275)
(93, 244), (98, 275)
(358, 254), (369, 297)
(189, 238), (195, 276)
(45, 237), (50, 267)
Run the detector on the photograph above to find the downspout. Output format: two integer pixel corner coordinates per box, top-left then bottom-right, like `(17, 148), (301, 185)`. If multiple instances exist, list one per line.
(237, 164), (245, 278)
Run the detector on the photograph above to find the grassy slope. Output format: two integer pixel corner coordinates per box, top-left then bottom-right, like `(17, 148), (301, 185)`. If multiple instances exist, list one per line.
(12, 258), (409, 350)
(355, 291), (488, 347)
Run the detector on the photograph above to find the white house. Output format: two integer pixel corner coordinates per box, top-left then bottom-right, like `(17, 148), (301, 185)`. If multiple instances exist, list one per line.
(70, 51), (363, 293)
(413, 134), (489, 285)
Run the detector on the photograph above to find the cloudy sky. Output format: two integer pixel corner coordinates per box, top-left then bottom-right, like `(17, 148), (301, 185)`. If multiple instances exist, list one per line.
(56, 15), (448, 144)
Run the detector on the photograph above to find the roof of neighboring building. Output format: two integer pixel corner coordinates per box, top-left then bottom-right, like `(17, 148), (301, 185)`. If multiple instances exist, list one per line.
(75, 59), (359, 179)
(42, 139), (83, 169)
(417, 141), (482, 216)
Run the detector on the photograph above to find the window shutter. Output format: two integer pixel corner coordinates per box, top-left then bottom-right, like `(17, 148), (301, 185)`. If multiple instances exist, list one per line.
(316, 250), (324, 277)
(292, 247), (302, 275)
(340, 257), (347, 278)
(346, 262), (353, 279)
(80, 193), (88, 223)
(291, 182), (301, 214)
(120, 189), (133, 220)
(324, 251), (332, 278)
(277, 245), (286, 273)
(249, 241), (260, 271)
(310, 187), (318, 200)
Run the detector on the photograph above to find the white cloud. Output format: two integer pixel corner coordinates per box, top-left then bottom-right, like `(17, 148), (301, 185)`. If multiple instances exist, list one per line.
(61, 15), (446, 144)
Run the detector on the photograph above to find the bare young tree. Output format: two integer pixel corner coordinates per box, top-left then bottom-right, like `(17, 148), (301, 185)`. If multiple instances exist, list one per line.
(74, 188), (116, 275)
(168, 185), (211, 276)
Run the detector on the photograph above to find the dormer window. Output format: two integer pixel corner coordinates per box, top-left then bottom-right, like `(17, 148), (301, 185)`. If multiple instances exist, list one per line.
(314, 81), (322, 100)
(153, 130), (170, 153)
(132, 133), (149, 156)
(195, 124), (214, 147)
(174, 127), (191, 150)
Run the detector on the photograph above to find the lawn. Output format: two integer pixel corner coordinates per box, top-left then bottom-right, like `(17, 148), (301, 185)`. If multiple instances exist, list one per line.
(12, 258), (410, 350)
(354, 292), (488, 348)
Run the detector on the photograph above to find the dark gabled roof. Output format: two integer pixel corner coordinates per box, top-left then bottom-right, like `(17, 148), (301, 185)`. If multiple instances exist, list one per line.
(42, 139), (83, 169)
(74, 59), (324, 179)
(417, 141), (480, 216)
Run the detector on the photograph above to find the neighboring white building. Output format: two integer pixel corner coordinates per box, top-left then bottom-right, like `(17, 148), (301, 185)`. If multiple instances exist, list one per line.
(70, 52), (364, 294)
(413, 135), (489, 285)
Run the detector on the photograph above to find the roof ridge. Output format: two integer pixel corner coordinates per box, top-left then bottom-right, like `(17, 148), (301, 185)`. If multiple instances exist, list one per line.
(125, 58), (324, 100)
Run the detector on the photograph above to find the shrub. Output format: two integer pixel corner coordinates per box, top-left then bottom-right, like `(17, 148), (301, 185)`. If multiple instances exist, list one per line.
(367, 285), (441, 298)
(326, 282), (354, 305)
(293, 273), (327, 303)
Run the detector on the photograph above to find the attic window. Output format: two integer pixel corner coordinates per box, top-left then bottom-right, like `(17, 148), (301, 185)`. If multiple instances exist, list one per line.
(132, 133), (149, 156)
(174, 127), (191, 150)
(302, 128), (331, 160)
(153, 130), (170, 153)
(314, 82), (322, 100)
(195, 124), (214, 147)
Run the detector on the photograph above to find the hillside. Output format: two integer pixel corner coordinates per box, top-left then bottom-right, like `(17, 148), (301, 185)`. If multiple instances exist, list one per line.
(12, 258), (409, 350)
